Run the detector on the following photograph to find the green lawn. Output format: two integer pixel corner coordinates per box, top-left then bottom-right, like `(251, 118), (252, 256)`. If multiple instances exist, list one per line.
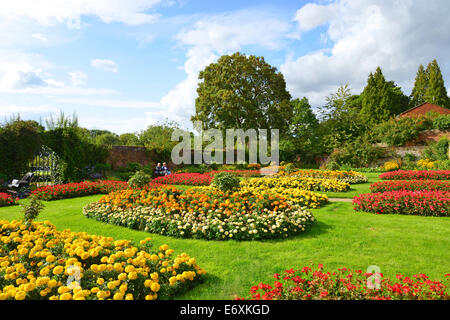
(1, 189), (449, 299)
(319, 172), (382, 198)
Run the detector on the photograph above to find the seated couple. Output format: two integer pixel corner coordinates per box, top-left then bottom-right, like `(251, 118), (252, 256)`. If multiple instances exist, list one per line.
(154, 162), (171, 177)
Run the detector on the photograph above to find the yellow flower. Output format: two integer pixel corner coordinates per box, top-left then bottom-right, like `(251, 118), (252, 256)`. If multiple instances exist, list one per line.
(150, 282), (160, 292)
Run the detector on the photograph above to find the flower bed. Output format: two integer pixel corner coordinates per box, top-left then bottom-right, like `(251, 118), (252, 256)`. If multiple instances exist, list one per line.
(241, 176), (350, 192)
(237, 265), (449, 300)
(353, 190), (450, 216)
(0, 219), (206, 300)
(207, 170), (262, 178)
(0, 193), (19, 207)
(379, 170), (450, 180)
(83, 185), (318, 240)
(370, 180), (450, 193)
(153, 173), (212, 186)
(31, 181), (131, 201)
(280, 169), (368, 184)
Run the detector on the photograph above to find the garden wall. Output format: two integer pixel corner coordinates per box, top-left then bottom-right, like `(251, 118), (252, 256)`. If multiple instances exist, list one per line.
(106, 146), (158, 169)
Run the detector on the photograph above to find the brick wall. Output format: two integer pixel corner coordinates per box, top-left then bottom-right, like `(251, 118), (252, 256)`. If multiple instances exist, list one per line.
(106, 146), (159, 169)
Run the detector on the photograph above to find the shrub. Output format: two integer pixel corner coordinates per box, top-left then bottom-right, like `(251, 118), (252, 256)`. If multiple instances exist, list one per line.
(0, 219), (206, 300)
(128, 171), (152, 189)
(432, 114), (450, 130)
(417, 158), (435, 169)
(434, 160), (450, 170)
(237, 265), (449, 300)
(353, 190), (449, 216)
(0, 193), (19, 207)
(372, 117), (431, 147)
(382, 159), (401, 171)
(153, 173), (212, 186)
(423, 137), (449, 161)
(370, 180), (450, 192)
(212, 172), (241, 192)
(20, 195), (44, 227)
(379, 170), (450, 180)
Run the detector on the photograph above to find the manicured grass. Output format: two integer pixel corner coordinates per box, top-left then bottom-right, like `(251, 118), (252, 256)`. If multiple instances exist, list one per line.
(1, 193), (449, 299)
(319, 172), (382, 198)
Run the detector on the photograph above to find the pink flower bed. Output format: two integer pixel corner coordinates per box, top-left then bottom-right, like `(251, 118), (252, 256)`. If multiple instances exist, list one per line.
(237, 265), (450, 300)
(379, 170), (450, 180)
(353, 190), (450, 216)
(153, 173), (213, 186)
(0, 193), (19, 207)
(370, 180), (450, 193)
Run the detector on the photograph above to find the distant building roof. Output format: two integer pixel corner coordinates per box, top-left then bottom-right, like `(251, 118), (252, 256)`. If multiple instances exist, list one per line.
(398, 102), (450, 118)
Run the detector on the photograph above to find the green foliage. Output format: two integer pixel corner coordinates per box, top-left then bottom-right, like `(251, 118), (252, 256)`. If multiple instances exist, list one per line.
(212, 172), (240, 192)
(327, 136), (385, 167)
(94, 133), (120, 146)
(284, 163), (297, 174)
(424, 59), (449, 107)
(138, 120), (182, 160)
(318, 85), (366, 151)
(119, 133), (142, 146)
(432, 115), (450, 130)
(423, 137), (449, 161)
(192, 52), (292, 135)
(21, 195), (44, 227)
(433, 159), (450, 170)
(409, 64), (428, 108)
(360, 67), (409, 125)
(128, 170), (152, 189)
(372, 117), (432, 146)
(0, 120), (42, 180)
(42, 127), (109, 182)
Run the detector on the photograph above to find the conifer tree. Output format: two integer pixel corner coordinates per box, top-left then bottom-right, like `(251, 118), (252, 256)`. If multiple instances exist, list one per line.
(409, 64), (428, 108)
(360, 67), (409, 124)
(424, 59), (449, 107)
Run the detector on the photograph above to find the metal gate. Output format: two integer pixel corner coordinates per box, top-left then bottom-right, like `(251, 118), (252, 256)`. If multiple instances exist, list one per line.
(28, 146), (60, 187)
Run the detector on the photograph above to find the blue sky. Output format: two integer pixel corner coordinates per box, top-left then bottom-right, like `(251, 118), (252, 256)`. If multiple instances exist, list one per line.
(0, 0), (449, 134)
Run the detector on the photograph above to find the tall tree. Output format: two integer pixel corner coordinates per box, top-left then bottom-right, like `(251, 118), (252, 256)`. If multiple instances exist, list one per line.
(360, 67), (409, 124)
(424, 59), (449, 107)
(409, 64), (428, 108)
(192, 52), (292, 134)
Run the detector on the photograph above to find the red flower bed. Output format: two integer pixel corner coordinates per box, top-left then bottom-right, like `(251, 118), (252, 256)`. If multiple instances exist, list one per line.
(0, 193), (19, 207)
(206, 170), (262, 178)
(370, 180), (450, 193)
(237, 265), (450, 300)
(379, 170), (450, 180)
(353, 190), (450, 216)
(32, 180), (130, 201)
(153, 173), (213, 186)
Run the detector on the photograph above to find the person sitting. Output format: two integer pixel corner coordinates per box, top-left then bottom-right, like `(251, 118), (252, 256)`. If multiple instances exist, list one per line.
(161, 162), (171, 176)
(154, 163), (162, 177)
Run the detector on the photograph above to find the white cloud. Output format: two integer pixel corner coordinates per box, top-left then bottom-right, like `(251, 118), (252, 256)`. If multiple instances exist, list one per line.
(79, 116), (150, 134)
(159, 9), (294, 129)
(294, 3), (338, 32)
(55, 98), (161, 109)
(0, 0), (164, 28)
(31, 33), (48, 42)
(91, 59), (118, 73)
(282, 0), (450, 107)
(0, 104), (58, 116)
(69, 71), (87, 86)
(0, 62), (64, 90)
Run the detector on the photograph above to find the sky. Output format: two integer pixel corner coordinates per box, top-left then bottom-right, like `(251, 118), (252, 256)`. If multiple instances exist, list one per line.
(0, 0), (449, 134)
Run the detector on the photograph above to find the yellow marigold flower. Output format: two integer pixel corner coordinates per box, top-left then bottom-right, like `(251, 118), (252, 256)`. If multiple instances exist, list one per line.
(97, 278), (105, 285)
(125, 293), (133, 300)
(46, 255), (56, 263)
(127, 272), (137, 280)
(118, 273), (127, 281)
(14, 290), (26, 300)
(59, 293), (72, 300)
(150, 282), (160, 292)
(150, 272), (158, 280)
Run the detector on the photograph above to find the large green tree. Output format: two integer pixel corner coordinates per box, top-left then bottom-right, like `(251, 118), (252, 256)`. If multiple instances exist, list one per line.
(192, 52), (292, 134)
(0, 119), (42, 180)
(360, 67), (409, 124)
(424, 59), (449, 107)
(409, 64), (428, 108)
